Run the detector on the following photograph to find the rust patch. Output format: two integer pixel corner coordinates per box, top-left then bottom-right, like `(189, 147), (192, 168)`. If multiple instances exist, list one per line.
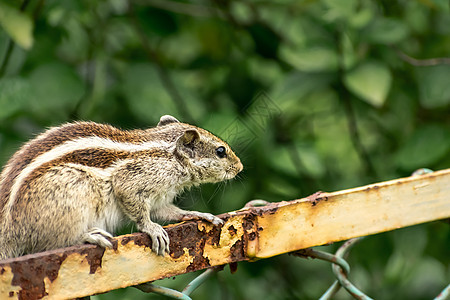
(228, 225), (237, 236)
(243, 215), (255, 231)
(169, 222), (202, 259)
(364, 185), (380, 192)
(253, 204), (279, 216)
(206, 225), (221, 247)
(120, 233), (151, 249)
(290, 248), (315, 259)
(80, 246), (105, 274)
(120, 235), (132, 246)
(185, 237), (210, 273)
(217, 213), (232, 222)
(8, 251), (68, 300)
(241, 212), (258, 259)
(167, 220), (222, 273)
(265, 206), (279, 215)
(1, 244), (109, 299)
(229, 262), (238, 274)
(230, 240), (245, 260)
(307, 191), (328, 206)
(170, 221), (213, 272)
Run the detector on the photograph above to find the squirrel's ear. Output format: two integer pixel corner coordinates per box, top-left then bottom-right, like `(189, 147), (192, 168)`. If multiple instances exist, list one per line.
(158, 115), (180, 126)
(178, 129), (200, 145)
(176, 129), (200, 157)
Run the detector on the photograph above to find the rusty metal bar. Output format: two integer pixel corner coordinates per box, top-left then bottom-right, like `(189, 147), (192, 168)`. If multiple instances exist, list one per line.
(1, 169), (449, 299)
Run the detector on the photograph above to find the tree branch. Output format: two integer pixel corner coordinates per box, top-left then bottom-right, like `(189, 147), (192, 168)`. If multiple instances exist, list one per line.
(395, 48), (450, 66)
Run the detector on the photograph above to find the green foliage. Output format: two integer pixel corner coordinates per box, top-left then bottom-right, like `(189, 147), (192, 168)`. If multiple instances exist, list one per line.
(344, 60), (392, 107)
(0, 2), (33, 49)
(416, 65), (450, 108)
(0, 0), (449, 299)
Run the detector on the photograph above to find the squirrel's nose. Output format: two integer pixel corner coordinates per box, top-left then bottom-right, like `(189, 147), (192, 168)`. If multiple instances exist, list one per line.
(236, 161), (243, 173)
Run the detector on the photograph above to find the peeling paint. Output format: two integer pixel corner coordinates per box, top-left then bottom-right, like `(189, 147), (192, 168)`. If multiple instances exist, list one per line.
(307, 191), (328, 206)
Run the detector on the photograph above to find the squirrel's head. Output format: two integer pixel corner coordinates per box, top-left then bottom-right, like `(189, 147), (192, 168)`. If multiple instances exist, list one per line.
(158, 115), (243, 183)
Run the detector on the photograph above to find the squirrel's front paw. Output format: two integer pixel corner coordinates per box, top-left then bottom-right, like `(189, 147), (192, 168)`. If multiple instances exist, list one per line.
(140, 223), (170, 256)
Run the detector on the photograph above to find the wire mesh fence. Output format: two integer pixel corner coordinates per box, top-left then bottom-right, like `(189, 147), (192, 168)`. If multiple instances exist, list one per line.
(134, 232), (450, 300)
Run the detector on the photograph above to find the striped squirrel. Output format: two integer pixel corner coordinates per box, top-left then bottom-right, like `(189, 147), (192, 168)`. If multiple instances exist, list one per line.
(0, 115), (243, 259)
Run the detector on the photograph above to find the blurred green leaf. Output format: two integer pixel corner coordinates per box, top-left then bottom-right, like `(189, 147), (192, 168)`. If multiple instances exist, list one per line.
(364, 17), (409, 44)
(0, 77), (31, 119)
(270, 147), (298, 177)
(322, 0), (357, 22)
(430, 0), (450, 12)
(280, 46), (338, 72)
(0, 2), (34, 49)
(297, 143), (326, 178)
(344, 61), (392, 107)
(404, 2), (429, 34)
(272, 72), (333, 106)
(341, 33), (357, 70)
(396, 125), (450, 170)
(266, 175), (299, 197)
(28, 62), (83, 120)
(415, 65), (450, 109)
(348, 8), (374, 29)
(121, 63), (177, 122)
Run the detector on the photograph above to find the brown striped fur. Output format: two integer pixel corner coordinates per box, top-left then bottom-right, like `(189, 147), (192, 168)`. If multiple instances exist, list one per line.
(0, 115), (243, 258)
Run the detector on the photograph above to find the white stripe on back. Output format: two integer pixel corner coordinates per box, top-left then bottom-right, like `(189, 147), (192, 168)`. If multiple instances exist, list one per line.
(6, 136), (172, 215)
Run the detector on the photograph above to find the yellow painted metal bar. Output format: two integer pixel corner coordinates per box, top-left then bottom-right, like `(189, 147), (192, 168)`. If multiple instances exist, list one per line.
(0, 169), (449, 299)
(253, 169), (450, 258)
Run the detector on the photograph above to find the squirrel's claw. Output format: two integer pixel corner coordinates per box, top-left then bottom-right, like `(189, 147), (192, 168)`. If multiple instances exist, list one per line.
(82, 227), (114, 249)
(200, 212), (224, 226)
(181, 211), (224, 226)
(141, 223), (170, 256)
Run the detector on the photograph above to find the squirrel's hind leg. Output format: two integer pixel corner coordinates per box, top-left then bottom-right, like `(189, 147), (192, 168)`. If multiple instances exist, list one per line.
(81, 227), (114, 248)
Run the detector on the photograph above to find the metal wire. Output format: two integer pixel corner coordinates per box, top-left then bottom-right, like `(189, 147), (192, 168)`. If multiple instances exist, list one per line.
(293, 237), (373, 300)
(136, 282), (192, 299)
(411, 168), (434, 176)
(292, 248), (350, 275)
(135, 266), (222, 299)
(182, 267), (221, 295)
(332, 237), (373, 300)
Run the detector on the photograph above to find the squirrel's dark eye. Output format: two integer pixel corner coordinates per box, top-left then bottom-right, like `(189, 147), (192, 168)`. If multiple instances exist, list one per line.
(215, 146), (227, 158)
